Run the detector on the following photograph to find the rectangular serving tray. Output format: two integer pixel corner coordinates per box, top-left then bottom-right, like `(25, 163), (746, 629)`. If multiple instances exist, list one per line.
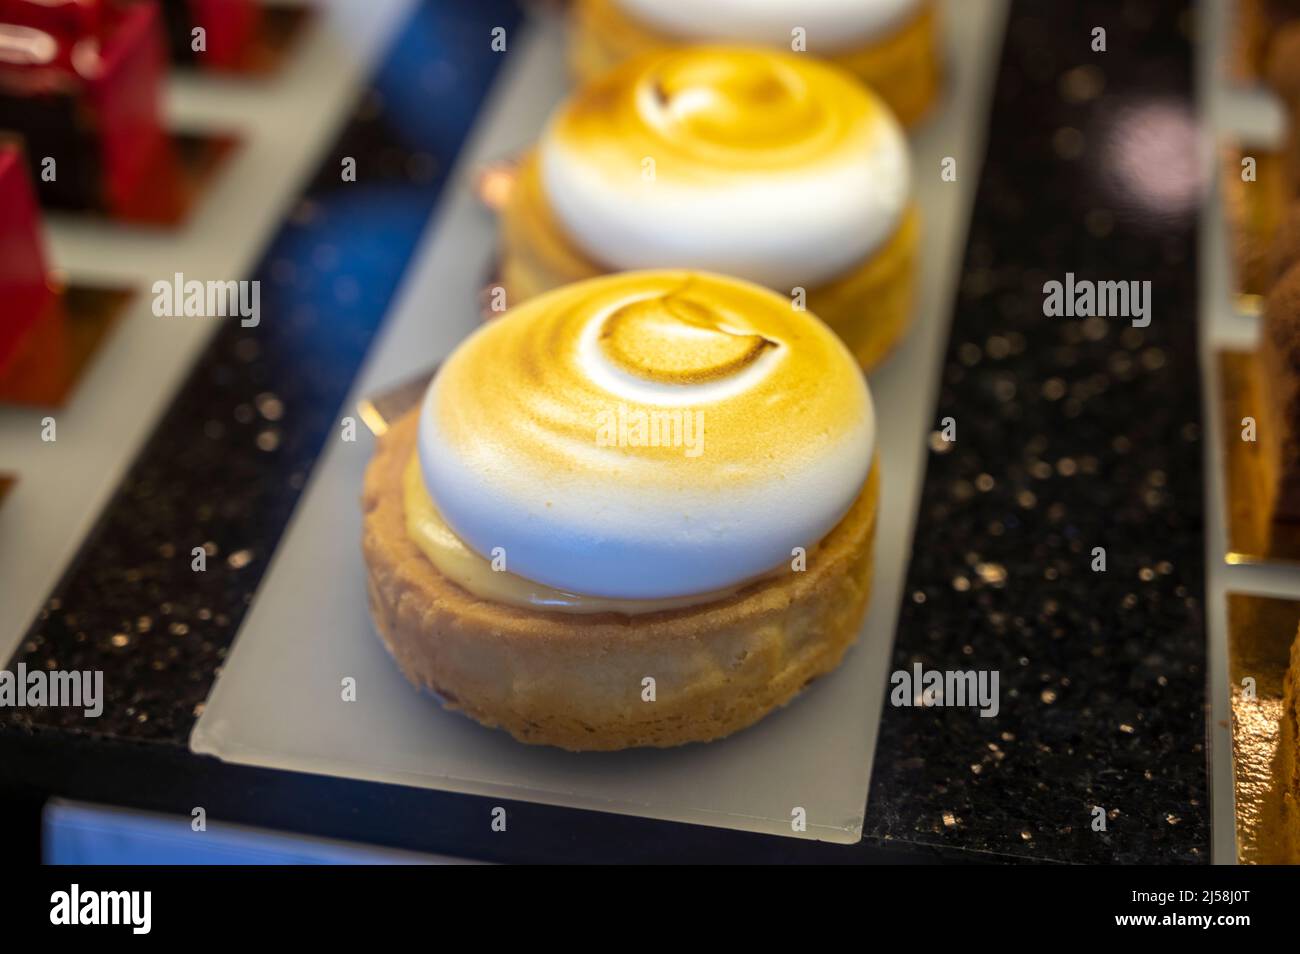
(191, 1), (1008, 845)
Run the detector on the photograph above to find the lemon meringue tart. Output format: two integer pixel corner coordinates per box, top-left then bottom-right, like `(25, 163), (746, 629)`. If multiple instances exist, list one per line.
(362, 271), (879, 751)
(501, 46), (918, 372)
(570, 0), (941, 127)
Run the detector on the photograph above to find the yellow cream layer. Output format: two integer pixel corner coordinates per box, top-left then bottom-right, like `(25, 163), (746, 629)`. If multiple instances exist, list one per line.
(402, 453), (743, 615)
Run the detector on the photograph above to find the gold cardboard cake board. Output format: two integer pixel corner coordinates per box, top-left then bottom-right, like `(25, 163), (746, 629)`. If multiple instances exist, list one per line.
(1223, 143), (1288, 316)
(358, 366), (437, 437)
(1218, 348), (1300, 564)
(58, 284), (135, 401)
(1227, 593), (1299, 864)
(0, 282), (133, 408)
(122, 132), (241, 227)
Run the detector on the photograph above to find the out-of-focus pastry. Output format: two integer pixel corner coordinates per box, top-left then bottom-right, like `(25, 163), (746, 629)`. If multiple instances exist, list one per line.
(1265, 202), (1300, 287)
(0, 141), (56, 380)
(1281, 624), (1300, 862)
(1265, 22), (1300, 194)
(501, 46), (917, 371)
(1237, 0), (1300, 84)
(0, 140), (68, 403)
(362, 270), (879, 751)
(1257, 264), (1300, 526)
(0, 0), (175, 215)
(570, 0), (941, 126)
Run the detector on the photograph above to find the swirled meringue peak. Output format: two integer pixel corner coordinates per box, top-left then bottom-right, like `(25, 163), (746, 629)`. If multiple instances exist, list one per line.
(616, 0), (922, 52)
(417, 271), (875, 600)
(538, 46), (910, 290)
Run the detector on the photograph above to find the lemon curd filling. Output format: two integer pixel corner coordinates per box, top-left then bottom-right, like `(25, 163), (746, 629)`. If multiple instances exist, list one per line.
(402, 454), (746, 614)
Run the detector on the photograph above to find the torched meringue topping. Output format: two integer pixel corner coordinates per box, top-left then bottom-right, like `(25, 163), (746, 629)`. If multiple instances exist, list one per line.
(538, 46), (910, 289)
(416, 271), (876, 600)
(616, 0), (923, 53)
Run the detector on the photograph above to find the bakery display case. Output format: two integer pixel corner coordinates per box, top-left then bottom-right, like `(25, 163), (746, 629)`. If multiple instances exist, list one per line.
(0, 0), (1293, 898)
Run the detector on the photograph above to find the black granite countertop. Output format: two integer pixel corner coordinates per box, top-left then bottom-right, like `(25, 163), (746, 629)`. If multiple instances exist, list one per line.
(867, 0), (1208, 863)
(0, 0), (1209, 863)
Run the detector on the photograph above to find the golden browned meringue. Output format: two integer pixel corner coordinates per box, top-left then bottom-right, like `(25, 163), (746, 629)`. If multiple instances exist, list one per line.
(570, 0), (942, 127)
(417, 270), (875, 599)
(538, 46), (910, 290)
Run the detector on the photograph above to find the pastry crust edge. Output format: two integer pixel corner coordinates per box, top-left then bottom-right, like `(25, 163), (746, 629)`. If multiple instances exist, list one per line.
(361, 410), (878, 751)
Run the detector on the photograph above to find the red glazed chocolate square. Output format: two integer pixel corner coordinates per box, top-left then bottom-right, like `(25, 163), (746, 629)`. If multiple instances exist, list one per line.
(0, 142), (53, 377)
(0, 1), (173, 216)
(0, 0), (104, 36)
